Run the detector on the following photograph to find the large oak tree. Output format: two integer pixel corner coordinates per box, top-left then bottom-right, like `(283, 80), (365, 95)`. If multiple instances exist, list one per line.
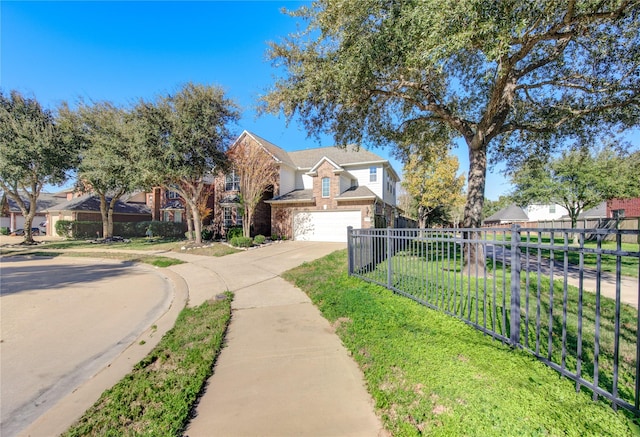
(261, 0), (640, 231)
(135, 83), (240, 244)
(0, 90), (78, 243)
(59, 101), (140, 239)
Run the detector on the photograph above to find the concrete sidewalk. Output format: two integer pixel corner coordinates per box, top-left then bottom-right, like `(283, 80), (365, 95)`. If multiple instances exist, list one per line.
(182, 241), (385, 436)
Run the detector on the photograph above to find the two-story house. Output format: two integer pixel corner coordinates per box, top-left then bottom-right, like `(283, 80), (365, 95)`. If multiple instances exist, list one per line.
(217, 131), (399, 242)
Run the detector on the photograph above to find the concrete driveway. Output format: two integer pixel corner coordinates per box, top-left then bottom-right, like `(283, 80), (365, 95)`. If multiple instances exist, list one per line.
(0, 256), (175, 437)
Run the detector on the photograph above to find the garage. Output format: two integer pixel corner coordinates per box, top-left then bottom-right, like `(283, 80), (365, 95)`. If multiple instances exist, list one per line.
(293, 210), (361, 242)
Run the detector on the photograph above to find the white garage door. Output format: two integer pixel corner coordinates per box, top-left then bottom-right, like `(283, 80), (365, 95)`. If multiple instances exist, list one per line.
(293, 211), (361, 242)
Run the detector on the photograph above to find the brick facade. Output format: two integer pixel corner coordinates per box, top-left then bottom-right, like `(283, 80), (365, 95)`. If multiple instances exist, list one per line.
(607, 198), (640, 218)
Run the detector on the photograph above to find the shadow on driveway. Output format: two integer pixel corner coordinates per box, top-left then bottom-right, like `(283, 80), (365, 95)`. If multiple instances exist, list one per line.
(0, 257), (142, 296)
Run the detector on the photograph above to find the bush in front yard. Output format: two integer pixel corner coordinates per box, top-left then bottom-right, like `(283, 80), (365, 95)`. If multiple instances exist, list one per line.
(230, 236), (253, 247)
(226, 226), (243, 241)
(253, 234), (266, 245)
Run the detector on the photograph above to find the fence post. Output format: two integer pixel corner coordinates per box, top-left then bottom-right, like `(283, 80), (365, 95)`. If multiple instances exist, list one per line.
(510, 224), (522, 345)
(387, 228), (393, 288)
(347, 226), (354, 275)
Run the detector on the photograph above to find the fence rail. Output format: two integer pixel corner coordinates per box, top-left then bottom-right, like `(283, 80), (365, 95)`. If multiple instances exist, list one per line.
(347, 225), (640, 415)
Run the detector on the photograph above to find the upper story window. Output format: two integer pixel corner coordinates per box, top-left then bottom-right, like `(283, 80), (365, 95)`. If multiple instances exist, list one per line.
(322, 177), (330, 197)
(370, 166), (377, 182)
(225, 170), (240, 191)
(167, 190), (180, 199)
(549, 204), (556, 213)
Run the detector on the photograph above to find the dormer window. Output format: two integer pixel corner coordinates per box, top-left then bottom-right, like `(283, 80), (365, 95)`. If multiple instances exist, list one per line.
(322, 177), (330, 197)
(370, 166), (377, 182)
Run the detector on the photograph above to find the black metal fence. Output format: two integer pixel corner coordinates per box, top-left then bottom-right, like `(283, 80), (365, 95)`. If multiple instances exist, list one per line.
(347, 225), (640, 415)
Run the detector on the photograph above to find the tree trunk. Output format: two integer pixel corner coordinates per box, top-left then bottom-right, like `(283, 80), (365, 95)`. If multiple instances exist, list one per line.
(22, 197), (38, 244)
(186, 198), (202, 244)
(108, 197), (118, 238)
(185, 202), (194, 241)
(463, 145), (488, 273)
(244, 206), (252, 238)
(99, 195), (109, 239)
(417, 205), (427, 229)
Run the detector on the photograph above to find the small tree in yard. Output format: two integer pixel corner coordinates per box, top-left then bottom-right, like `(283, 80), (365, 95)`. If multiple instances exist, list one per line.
(227, 138), (278, 238)
(402, 151), (465, 228)
(0, 90), (78, 243)
(262, 0), (640, 269)
(510, 145), (640, 239)
(135, 83), (240, 244)
(59, 101), (140, 239)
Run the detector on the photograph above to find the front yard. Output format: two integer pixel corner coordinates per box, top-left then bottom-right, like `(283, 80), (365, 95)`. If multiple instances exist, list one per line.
(285, 250), (639, 436)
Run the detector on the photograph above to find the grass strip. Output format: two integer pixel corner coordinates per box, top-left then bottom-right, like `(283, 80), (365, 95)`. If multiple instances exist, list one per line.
(63, 293), (232, 437)
(284, 250), (639, 437)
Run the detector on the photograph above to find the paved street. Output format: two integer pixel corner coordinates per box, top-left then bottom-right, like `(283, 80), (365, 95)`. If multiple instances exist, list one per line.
(486, 244), (639, 309)
(0, 256), (174, 437)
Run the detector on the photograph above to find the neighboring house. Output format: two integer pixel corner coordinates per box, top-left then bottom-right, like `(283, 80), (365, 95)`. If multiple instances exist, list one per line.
(0, 191), (66, 232)
(575, 201), (608, 220)
(216, 131), (400, 242)
(524, 204), (568, 222)
(607, 197), (640, 218)
(483, 204), (529, 225)
(46, 193), (151, 237)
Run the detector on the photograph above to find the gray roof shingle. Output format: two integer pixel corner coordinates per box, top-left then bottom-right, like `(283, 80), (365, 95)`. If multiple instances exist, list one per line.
(47, 194), (151, 215)
(484, 204), (529, 223)
(288, 145), (386, 169)
(336, 186), (377, 200)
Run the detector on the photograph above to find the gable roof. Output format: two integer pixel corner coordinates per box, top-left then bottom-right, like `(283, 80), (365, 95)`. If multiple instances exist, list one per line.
(1, 191), (63, 214)
(232, 131), (400, 181)
(47, 194), (151, 215)
(288, 144), (386, 169)
(484, 204), (529, 223)
(235, 131), (297, 168)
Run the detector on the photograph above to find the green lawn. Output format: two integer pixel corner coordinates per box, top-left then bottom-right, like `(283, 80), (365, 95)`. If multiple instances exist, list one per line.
(63, 294), (232, 437)
(284, 250), (640, 436)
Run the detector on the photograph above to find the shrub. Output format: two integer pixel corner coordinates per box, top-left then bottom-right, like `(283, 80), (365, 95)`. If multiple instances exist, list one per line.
(253, 234), (266, 245)
(226, 226), (243, 241)
(201, 227), (214, 241)
(53, 220), (184, 239)
(0, 227), (9, 235)
(55, 220), (73, 238)
(230, 236), (253, 247)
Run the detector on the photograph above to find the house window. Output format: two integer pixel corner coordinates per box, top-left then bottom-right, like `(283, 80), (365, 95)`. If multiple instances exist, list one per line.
(322, 177), (330, 197)
(370, 166), (377, 182)
(174, 211), (182, 223)
(613, 209), (625, 219)
(223, 206), (243, 227)
(236, 209), (243, 227)
(225, 170), (240, 191)
(224, 207), (233, 228)
(163, 211), (170, 222)
(167, 190), (180, 199)
(549, 204), (556, 213)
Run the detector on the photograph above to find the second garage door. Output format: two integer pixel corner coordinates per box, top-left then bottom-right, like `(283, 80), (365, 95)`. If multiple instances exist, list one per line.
(293, 211), (361, 242)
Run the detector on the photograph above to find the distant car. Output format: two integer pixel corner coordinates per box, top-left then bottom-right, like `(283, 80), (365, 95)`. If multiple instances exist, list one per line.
(9, 228), (41, 236)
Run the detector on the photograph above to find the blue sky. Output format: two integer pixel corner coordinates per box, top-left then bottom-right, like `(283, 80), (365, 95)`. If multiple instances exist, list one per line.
(1, 0), (515, 198)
